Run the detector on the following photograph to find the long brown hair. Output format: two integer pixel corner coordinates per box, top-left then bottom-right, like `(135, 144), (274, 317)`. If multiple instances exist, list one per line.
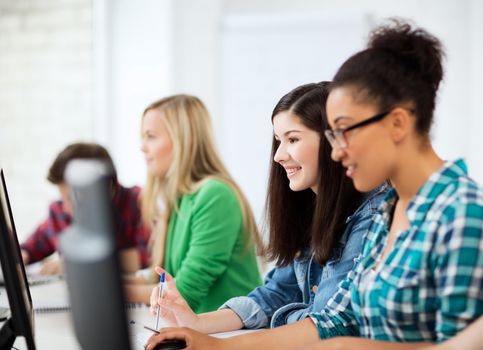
(266, 82), (363, 266)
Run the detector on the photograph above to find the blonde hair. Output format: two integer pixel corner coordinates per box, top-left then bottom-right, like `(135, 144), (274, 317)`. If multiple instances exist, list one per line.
(141, 94), (261, 282)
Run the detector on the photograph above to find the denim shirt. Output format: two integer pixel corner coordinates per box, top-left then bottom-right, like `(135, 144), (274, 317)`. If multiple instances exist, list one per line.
(220, 184), (387, 329)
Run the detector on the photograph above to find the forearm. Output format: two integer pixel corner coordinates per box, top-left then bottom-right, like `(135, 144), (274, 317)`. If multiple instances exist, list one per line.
(119, 248), (141, 274)
(21, 249), (30, 264)
(196, 308), (244, 334)
(222, 318), (319, 350)
(146, 318), (318, 350)
(20, 238), (52, 264)
(124, 283), (154, 304)
(421, 317), (483, 350)
(304, 337), (431, 350)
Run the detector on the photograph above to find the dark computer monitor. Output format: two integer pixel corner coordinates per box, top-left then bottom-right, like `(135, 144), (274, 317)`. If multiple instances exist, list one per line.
(0, 169), (36, 350)
(60, 160), (131, 350)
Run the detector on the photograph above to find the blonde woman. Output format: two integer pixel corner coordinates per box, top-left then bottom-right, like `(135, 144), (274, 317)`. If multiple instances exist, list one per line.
(125, 95), (262, 312)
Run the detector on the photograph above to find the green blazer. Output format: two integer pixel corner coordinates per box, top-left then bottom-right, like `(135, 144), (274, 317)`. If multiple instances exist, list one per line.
(164, 179), (261, 313)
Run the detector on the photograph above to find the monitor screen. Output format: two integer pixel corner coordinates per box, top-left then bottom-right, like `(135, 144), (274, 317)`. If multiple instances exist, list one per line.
(0, 169), (36, 349)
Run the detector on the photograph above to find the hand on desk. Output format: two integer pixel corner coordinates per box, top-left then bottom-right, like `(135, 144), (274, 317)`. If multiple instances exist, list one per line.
(21, 249), (64, 276)
(39, 258), (64, 275)
(149, 267), (200, 330)
(145, 327), (222, 350)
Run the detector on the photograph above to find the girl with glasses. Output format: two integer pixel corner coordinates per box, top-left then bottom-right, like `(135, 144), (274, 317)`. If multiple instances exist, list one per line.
(145, 19), (483, 350)
(311, 18), (483, 346)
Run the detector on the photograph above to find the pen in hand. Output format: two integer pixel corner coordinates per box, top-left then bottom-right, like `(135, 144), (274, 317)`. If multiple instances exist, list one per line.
(155, 272), (165, 331)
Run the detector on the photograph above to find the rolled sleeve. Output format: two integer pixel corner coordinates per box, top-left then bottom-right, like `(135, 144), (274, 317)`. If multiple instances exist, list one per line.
(271, 302), (310, 327)
(220, 296), (269, 329)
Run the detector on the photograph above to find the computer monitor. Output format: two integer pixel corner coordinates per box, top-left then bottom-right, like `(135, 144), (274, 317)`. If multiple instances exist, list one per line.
(0, 169), (36, 350)
(60, 160), (130, 350)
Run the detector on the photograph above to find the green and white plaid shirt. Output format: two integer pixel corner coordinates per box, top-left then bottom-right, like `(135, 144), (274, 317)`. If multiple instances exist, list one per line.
(310, 159), (483, 343)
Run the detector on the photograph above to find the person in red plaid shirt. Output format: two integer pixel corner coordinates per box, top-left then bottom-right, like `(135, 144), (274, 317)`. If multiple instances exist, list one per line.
(20, 142), (151, 275)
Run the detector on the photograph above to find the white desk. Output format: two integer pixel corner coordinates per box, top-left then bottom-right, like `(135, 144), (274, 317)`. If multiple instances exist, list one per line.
(1, 279), (259, 349)
(1, 279), (167, 349)
(1, 279), (78, 349)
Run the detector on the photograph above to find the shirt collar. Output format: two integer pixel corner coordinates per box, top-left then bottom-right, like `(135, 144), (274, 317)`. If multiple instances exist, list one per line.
(405, 158), (468, 224)
(378, 187), (398, 228)
(345, 182), (390, 225)
(378, 159), (468, 226)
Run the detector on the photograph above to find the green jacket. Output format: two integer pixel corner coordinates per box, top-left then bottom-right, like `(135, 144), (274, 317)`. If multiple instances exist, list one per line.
(164, 179), (262, 313)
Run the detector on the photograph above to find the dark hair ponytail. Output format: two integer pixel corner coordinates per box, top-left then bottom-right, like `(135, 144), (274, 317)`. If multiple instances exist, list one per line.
(331, 18), (445, 135)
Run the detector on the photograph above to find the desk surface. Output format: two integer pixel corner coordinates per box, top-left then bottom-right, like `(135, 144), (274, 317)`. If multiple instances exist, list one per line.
(1, 279), (79, 349)
(1, 279), (259, 349)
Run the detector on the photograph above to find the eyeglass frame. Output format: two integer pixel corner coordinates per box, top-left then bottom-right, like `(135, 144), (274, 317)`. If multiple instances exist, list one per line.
(324, 110), (392, 149)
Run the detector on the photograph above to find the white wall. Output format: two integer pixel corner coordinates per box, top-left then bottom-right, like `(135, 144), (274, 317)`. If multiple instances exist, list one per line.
(467, 0), (483, 181)
(166, 0), (483, 224)
(216, 12), (371, 221)
(95, 0), (175, 187)
(0, 0), (93, 239)
(1, 0), (482, 240)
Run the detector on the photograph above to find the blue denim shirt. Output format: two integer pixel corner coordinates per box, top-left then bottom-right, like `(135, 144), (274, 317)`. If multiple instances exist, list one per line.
(220, 185), (387, 329)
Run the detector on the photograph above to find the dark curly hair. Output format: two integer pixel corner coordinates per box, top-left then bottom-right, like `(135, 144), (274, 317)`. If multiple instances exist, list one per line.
(331, 18), (445, 135)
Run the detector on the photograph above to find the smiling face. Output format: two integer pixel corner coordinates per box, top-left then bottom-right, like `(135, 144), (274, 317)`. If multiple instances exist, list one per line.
(326, 86), (397, 192)
(140, 108), (174, 178)
(272, 111), (320, 193)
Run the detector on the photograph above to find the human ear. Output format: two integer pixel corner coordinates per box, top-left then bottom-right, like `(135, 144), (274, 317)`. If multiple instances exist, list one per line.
(389, 108), (412, 143)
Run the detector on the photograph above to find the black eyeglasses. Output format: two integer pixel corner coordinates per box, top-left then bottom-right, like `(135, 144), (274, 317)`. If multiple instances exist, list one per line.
(324, 110), (391, 149)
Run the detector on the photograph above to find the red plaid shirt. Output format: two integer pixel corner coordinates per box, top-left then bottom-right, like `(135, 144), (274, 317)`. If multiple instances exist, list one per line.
(20, 183), (151, 267)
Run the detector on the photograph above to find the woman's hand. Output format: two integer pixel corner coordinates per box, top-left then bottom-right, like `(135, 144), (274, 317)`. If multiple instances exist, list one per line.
(150, 267), (200, 330)
(39, 258), (63, 275)
(144, 327), (223, 350)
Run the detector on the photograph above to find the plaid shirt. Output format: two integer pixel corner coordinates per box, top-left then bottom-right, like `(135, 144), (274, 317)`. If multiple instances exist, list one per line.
(310, 159), (483, 343)
(20, 183), (151, 268)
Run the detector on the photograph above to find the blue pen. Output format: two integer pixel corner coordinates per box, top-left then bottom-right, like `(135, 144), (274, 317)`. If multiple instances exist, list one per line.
(155, 272), (165, 330)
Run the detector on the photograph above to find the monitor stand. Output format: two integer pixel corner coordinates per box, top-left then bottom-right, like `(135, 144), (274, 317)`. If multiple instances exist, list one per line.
(0, 317), (16, 349)
(0, 306), (10, 321)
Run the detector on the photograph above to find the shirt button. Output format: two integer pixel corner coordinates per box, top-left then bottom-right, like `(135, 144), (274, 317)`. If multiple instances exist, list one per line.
(312, 285), (318, 294)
